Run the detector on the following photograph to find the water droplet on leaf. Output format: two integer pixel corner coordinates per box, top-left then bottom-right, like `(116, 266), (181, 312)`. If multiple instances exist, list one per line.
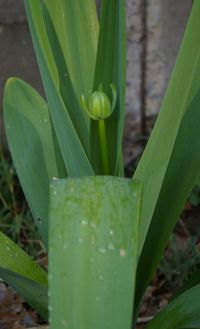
(98, 247), (106, 254)
(81, 220), (88, 226)
(120, 248), (126, 257)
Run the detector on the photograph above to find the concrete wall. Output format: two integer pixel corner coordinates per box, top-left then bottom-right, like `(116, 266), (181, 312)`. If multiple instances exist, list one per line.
(0, 0), (193, 144)
(145, 0), (192, 115)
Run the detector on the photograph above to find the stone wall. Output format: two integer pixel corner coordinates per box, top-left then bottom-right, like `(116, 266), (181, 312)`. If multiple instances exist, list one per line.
(0, 0), (193, 144)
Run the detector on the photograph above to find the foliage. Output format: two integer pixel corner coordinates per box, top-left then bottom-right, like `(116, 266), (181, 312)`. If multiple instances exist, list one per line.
(159, 235), (200, 289)
(188, 185), (200, 207)
(0, 148), (44, 257)
(2, 0), (200, 328)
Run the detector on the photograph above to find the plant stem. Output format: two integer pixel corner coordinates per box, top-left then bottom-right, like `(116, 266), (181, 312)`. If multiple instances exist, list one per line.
(98, 119), (109, 175)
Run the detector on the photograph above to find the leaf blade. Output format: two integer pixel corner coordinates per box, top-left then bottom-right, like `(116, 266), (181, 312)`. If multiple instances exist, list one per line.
(0, 268), (48, 320)
(91, 0), (126, 175)
(134, 0), (200, 311)
(49, 177), (142, 329)
(0, 231), (48, 319)
(43, 0), (99, 98)
(146, 284), (200, 329)
(24, 1), (95, 177)
(3, 78), (63, 246)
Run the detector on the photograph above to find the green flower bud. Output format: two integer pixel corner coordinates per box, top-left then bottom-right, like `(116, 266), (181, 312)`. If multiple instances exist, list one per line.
(88, 91), (111, 119)
(81, 84), (117, 121)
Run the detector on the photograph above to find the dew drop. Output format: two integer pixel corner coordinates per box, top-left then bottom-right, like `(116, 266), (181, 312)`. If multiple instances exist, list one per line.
(98, 247), (106, 254)
(90, 257), (94, 263)
(6, 125), (10, 129)
(60, 319), (67, 326)
(98, 275), (104, 281)
(90, 222), (97, 229)
(81, 219), (88, 226)
(109, 230), (114, 235)
(52, 176), (58, 181)
(120, 248), (126, 257)
(44, 118), (48, 123)
(53, 190), (57, 196)
(78, 238), (83, 244)
(58, 234), (62, 239)
(6, 246), (10, 251)
(133, 192), (138, 198)
(37, 218), (42, 224)
(95, 296), (100, 302)
(48, 305), (53, 312)
(48, 274), (53, 281)
(108, 243), (115, 251)
(63, 244), (68, 250)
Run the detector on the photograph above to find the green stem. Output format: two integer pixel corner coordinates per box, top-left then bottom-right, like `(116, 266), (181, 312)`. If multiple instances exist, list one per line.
(98, 120), (109, 175)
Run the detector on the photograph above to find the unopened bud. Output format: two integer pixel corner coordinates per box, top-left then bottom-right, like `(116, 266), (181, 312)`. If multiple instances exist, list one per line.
(81, 84), (117, 121)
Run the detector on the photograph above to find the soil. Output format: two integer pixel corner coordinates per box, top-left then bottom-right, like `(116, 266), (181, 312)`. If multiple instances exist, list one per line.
(0, 281), (45, 329)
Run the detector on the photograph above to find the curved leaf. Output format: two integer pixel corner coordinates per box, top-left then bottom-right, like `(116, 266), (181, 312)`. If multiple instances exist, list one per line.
(3, 78), (63, 246)
(146, 284), (200, 329)
(0, 269), (48, 320)
(172, 270), (200, 300)
(134, 0), (200, 311)
(43, 0), (99, 99)
(24, 1), (96, 176)
(0, 232), (47, 284)
(0, 232), (48, 319)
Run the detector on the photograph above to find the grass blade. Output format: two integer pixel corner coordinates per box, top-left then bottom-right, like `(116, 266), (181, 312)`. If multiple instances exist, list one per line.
(3, 78), (64, 246)
(0, 269), (48, 320)
(49, 177), (142, 329)
(0, 232), (47, 284)
(134, 0), (200, 311)
(0, 232), (48, 319)
(146, 284), (200, 329)
(91, 0), (126, 175)
(172, 270), (200, 300)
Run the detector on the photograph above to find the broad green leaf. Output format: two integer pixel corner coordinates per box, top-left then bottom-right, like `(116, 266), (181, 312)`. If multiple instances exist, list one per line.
(3, 78), (64, 246)
(24, 1), (94, 176)
(42, 0), (99, 99)
(49, 177), (142, 329)
(0, 232), (48, 319)
(146, 284), (200, 329)
(91, 0), (126, 175)
(0, 232), (47, 284)
(134, 0), (200, 310)
(0, 269), (48, 321)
